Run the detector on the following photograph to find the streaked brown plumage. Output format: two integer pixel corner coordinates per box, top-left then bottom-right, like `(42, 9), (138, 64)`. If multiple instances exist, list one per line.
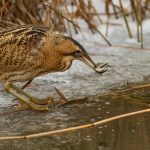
(0, 25), (107, 111)
(0, 25), (71, 82)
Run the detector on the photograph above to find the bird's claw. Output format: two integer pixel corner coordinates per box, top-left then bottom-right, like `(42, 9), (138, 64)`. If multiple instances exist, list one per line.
(14, 100), (51, 111)
(13, 102), (29, 110)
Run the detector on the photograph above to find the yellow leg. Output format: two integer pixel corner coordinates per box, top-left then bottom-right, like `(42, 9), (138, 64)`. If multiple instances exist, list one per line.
(4, 82), (53, 111)
(12, 79), (51, 105)
(11, 83), (52, 105)
(21, 79), (33, 89)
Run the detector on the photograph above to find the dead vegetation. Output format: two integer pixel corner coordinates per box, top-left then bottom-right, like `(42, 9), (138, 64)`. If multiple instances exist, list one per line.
(0, 0), (149, 46)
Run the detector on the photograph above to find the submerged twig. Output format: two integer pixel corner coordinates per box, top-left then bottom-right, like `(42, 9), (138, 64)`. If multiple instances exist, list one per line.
(99, 83), (150, 97)
(0, 108), (150, 141)
(121, 95), (149, 105)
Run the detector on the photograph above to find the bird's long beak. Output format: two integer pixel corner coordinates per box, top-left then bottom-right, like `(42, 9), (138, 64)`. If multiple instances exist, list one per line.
(78, 52), (108, 75)
(78, 52), (96, 71)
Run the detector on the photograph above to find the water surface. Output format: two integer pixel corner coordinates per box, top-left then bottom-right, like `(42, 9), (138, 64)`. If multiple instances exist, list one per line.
(0, 83), (150, 150)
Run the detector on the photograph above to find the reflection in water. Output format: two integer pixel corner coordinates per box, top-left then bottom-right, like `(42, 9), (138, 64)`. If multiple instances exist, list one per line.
(0, 84), (150, 150)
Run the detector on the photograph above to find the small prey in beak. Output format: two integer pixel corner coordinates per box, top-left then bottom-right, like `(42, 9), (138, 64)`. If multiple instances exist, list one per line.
(78, 51), (108, 75)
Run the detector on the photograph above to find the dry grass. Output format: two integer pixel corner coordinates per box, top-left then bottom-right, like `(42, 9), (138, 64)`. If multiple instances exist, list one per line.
(0, 0), (99, 31)
(0, 0), (149, 46)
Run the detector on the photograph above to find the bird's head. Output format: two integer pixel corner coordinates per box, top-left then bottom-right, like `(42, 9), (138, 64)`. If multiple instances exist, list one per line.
(46, 32), (107, 73)
(55, 35), (100, 73)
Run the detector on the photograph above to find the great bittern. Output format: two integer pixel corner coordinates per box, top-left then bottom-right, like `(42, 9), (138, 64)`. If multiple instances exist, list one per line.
(0, 25), (107, 111)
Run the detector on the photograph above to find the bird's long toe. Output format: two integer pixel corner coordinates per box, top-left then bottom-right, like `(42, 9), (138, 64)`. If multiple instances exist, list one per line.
(28, 102), (50, 111)
(17, 99), (50, 111)
(29, 96), (54, 105)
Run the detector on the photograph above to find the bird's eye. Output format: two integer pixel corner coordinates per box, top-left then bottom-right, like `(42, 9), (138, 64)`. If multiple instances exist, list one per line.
(74, 50), (81, 57)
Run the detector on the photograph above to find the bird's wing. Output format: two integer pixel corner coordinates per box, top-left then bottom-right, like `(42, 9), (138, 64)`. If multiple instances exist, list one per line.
(0, 25), (49, 49)
(0, 25), (49, 72)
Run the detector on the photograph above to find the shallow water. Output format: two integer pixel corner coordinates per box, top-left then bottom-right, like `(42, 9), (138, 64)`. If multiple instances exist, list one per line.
(0, 83), (150, 150)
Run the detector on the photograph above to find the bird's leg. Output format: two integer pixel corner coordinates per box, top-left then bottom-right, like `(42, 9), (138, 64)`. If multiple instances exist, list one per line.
(21, 79), (54, 105)
(13, 79), (50, 105)
(10, 83), (53, 105)
(0, 79), (33, 93)
(12, 79), (33, 102)
(20, 79), (53, 105)
(4, 82), (52, 111)
(21, 79), (33, 89)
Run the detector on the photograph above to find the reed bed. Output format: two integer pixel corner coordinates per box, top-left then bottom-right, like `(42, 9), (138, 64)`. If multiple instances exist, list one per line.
(0, 0), (149, 46)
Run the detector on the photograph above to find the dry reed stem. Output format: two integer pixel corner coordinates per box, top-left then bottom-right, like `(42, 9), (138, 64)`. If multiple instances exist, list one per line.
(119, 0), (132, 38)
(0, 0), (149, 47)
(88, 41), (150, 51)
(92, 11), (122, 16)
(73, 0), (111, 46)
(0, 108), (150, 141)
(137, 0), (143, 48)
(140, 22), (143, 48)
(111, 0), (119, 19)
(34, 0), (80, 29)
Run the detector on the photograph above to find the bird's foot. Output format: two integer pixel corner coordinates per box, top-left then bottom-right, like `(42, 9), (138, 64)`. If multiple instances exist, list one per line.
(5, 82), (69, 111)
(30, 96), (54, 105)
(14, 102), (29, 110)
(27, 87), (68, 109)
(16, 99), (51, 111)
(20, 96), (54, 111)
(13, 96), (54, 111)
(53, 87), (87, 106)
